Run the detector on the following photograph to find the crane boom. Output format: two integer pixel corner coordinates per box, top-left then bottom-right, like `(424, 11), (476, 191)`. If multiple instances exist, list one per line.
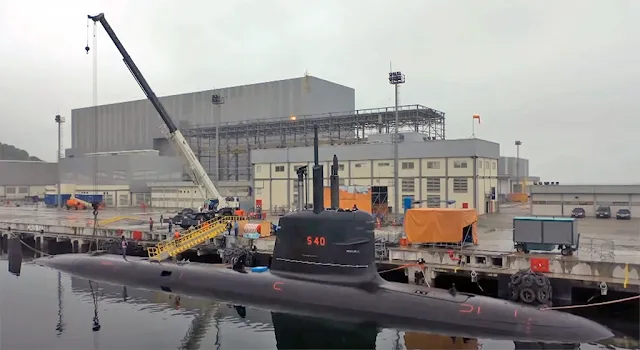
(88, 13), (229, 210)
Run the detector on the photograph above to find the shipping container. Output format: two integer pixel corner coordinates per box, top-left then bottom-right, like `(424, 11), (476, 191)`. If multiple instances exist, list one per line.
(44, 194), (72, 207)
(75, 194), (104, 204)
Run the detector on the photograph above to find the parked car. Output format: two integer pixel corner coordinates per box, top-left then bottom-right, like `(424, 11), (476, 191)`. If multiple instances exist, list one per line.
(571, 207), (586, 218)
(596, 206), (611, 219)
(616, 208), (631, 220)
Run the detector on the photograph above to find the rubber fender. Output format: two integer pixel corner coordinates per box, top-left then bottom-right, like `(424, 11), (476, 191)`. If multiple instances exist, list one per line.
(535, 275), (547, 287)
(537, 289), (551, 304)
(509, 287), (519, 301)
(510, 273), (522, 285)
(251, 266), (268, 273)
(519, 288), (536, 304)
(521, 275), (534, 287)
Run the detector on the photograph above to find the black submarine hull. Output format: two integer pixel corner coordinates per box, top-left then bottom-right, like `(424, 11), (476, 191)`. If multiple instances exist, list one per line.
(35, 254), (613, 343)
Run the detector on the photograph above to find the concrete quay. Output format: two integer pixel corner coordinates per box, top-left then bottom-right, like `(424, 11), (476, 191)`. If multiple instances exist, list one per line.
(0, 206), (181, 254)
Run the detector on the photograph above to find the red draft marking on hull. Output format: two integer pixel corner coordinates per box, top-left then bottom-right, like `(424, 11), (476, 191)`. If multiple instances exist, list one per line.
(459, 303), (474, 313)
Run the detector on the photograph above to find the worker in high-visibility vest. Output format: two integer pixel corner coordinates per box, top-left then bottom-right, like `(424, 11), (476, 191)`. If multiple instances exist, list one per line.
(174, 231), (181, 239)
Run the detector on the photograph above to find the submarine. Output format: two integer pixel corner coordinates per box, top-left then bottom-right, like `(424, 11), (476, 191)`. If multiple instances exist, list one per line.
(35, 126), (613, 344)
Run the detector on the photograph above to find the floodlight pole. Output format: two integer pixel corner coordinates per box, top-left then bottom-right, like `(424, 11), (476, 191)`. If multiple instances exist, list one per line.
(212, 93), (225, 182)
(515, 140), (522, 193)
(389, 71), (405, 214)
(55, 115), (65, 209)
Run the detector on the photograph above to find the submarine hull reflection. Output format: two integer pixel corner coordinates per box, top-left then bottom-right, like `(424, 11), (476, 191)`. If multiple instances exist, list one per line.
(35, 254), (613, 343)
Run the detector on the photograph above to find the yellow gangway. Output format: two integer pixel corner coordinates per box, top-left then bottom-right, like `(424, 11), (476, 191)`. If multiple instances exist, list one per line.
(147, 216), (245, 262)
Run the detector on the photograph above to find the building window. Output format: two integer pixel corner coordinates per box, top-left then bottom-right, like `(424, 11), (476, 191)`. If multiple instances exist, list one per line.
(426, 161), (440, 169)
(256, 165), (262, 172)
(485, 161), (489, 169)
(354, 162), (366, 168)
(401, 161), (415, 170)
(426, 178), (440, 193)
(478, 161), (483, 169)
(339, 164), (345, 171)
(401, 178), (415, 192)
(453, 178), (468, 193)
(18, 187), (28, 194)
(492, 162), (496, 170)
(378, 162), (390, 167)
(6, 187), (16, 194)
(274, 165), (285, 173)
(454, 161), (468, 169)
(426, 195), (441, 208)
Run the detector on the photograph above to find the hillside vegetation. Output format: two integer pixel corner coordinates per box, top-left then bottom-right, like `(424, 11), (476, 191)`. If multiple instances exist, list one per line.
(0, 142), (42, 161)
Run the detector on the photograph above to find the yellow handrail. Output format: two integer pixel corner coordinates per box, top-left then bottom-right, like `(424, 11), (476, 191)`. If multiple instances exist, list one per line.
(148, 216), (246, 261)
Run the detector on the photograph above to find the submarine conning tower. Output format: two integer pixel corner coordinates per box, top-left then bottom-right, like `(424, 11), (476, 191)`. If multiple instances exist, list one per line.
(270, 125), (379, 287)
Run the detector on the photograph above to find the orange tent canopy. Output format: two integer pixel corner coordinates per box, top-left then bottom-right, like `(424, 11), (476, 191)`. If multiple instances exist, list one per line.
(404, 208), (478, 244)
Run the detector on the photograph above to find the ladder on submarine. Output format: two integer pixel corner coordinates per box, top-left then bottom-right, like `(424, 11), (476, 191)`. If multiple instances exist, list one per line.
(147, 216), (246, 262)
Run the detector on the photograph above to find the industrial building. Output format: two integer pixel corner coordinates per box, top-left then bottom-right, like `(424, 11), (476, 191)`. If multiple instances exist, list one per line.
(42, 76), (353, 208)
(0, 161), (58, 200)
(496, 156), (540, 201)
(530, 184), (640, 217)
(252, 134), (500, 215)
(67, 76), (355, 176)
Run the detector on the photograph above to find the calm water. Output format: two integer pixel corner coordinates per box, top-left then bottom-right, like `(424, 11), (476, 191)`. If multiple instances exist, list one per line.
(1, 260), (638, 350)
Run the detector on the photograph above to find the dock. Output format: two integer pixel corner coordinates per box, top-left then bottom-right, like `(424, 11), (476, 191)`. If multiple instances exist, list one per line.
(1, 205), (638, 305)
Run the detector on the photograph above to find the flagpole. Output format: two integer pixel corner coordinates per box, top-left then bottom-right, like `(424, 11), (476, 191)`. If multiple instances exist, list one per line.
(471, 114), (480, 138)
(471, 118), (475, 138)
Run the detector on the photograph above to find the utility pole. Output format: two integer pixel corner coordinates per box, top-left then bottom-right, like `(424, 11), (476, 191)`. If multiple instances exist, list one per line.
(515, 140), (522, 193)
(55, 115), (65, 209)
(211, 93), (225, 182)
(388, 70), (405, 214)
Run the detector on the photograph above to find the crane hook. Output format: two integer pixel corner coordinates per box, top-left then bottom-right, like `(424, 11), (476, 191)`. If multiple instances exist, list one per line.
(85, 46), (90, 54)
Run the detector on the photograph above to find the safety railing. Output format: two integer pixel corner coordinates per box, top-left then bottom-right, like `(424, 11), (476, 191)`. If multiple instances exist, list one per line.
(147, 215), (246, 261)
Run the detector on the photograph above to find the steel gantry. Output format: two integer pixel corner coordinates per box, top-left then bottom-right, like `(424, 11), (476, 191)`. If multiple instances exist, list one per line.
(184, 104), (446, 181)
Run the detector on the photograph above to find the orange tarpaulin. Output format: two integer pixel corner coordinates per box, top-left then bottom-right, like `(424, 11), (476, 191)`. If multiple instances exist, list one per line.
(323, 186), (372, 213)
(404, 208), (478, 244)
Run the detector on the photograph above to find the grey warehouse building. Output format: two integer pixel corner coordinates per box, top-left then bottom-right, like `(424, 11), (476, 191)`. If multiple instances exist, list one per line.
(0, 160), (58, 199)
(67, 76), (355, 157)
(530, 184), (640, 217)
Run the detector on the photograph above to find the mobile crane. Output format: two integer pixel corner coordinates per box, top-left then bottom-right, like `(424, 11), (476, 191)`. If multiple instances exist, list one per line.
(87, 13), (238, 224)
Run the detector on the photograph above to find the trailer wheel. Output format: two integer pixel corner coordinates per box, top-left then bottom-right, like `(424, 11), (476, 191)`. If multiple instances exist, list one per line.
(560, 247), (571, 256)
(516, 245), (525, 253)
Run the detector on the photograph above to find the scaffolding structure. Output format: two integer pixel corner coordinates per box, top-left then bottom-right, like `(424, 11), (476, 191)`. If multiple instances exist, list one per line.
(184, 104), (446, 182)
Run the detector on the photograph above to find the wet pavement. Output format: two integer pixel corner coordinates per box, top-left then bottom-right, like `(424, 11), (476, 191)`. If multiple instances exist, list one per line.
(1, 204), (638, 263)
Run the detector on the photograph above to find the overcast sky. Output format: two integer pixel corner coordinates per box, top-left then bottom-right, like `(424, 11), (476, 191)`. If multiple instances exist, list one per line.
(1, 0), (638, 183)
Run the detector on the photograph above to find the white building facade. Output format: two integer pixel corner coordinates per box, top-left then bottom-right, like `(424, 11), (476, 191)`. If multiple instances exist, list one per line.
(530, 184), (640, 217)
(251, 137), (500, 215)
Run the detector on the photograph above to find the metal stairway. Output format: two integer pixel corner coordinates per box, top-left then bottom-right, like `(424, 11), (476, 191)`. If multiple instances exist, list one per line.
(147, 216), (245, 261)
